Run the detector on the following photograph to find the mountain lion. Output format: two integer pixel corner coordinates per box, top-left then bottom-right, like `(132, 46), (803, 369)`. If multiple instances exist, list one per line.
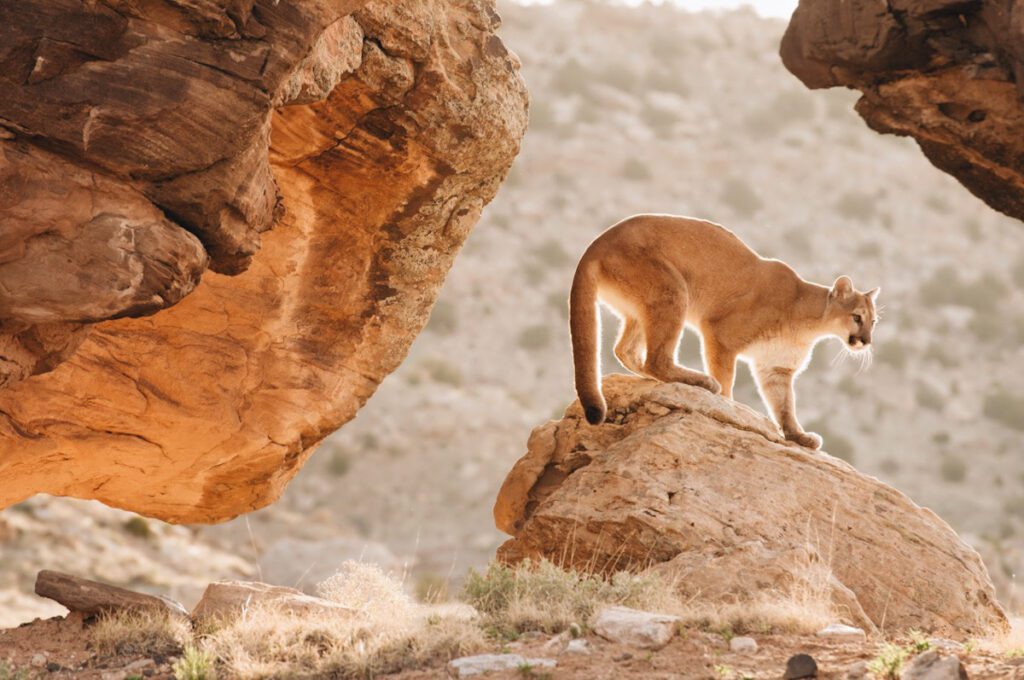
(569, 214), (879, 449)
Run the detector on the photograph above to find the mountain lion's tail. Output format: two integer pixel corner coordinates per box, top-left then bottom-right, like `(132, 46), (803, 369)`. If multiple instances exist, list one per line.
(569, 260), (605, 425)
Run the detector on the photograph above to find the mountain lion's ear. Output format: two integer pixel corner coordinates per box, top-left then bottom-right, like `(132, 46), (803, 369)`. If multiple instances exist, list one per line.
(830, 276), (854, 301)
(866, 287), (881, 301)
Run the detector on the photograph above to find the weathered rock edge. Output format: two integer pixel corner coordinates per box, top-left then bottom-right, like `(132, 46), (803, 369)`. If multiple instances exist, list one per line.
(781, 0), (1024, 223)
(0, 0), (528, 522)
(494, 375), (1008, 638)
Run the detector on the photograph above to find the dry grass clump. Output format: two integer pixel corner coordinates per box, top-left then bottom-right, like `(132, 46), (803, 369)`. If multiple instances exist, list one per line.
(463, 558), (678, 638)
(464, 557), (839, 639)
(90, 608), (190, 657)
(200, 561), (484, 679)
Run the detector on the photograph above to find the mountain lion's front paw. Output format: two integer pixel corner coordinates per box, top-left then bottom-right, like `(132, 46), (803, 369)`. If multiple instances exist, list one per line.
(698, 375), (721, 394)
(785, 431), (822, 450)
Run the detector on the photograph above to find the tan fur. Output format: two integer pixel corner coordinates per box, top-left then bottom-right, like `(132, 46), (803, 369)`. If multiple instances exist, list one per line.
(569, 214), (879, 449)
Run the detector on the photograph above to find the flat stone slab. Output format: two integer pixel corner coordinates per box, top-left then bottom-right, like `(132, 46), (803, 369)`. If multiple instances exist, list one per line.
(447, 654), (556, 678)
(816, 623), (867, 641)
(592, 605), (680, 650)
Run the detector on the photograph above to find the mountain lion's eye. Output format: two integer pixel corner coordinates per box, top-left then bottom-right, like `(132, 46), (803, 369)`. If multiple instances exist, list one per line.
(852, 314), (863, 325)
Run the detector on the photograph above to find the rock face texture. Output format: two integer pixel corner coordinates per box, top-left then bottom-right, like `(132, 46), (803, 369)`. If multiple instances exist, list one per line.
(0, 0), (527, 521)
(494, 375), (1008, 637)
(781, 0), (1024, 223)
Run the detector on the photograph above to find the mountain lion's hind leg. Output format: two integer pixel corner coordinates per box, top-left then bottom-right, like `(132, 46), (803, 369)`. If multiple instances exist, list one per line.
(614, 316), (645, 374)
(639, 285), (721, 394)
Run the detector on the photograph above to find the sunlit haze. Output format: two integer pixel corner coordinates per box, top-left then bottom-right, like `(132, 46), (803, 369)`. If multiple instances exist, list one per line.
(512, 0), (799, 19)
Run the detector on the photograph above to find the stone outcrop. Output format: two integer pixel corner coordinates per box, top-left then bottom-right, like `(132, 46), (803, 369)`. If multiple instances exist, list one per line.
(781, 0), (1024, 223)
(0, 0), (527, 521)
(494, 375), (1008, 637)
(191, 581), (352, 624)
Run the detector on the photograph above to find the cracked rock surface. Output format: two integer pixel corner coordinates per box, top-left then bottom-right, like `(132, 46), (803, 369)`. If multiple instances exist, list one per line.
(494, 374), (1008, 638)
(781, 0), (1024, 223)
(0, 0), (527, 522)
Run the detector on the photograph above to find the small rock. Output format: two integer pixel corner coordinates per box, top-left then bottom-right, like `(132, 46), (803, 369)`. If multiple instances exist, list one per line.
(900, 650), (968, 680)
(540, 632), (568, 654)
(565, 639), (591, 655)
(816, 623), (867, 641)
(729, 636), (758, 654)
(30, 653), (46, 668)
(447, 654), (556, 678)
(785, 654), (818, 679)
(613, 652), (633, 662)
(45, 663), (61, 673)
(124, 659), (156, 671)
(592, 605), (680, 650)
(928, 638), (964, 652)
(845, 660), (869, 680)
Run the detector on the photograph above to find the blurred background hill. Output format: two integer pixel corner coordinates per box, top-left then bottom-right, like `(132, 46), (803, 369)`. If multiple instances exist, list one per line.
(3, 0), (1023, 625)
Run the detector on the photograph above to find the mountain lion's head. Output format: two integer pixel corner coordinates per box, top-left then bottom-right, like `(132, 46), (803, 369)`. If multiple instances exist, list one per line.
(827, 276), (879, 350)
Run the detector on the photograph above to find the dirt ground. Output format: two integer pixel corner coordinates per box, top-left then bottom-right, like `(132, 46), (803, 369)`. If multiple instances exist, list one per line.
(5, 615), (1024, 679)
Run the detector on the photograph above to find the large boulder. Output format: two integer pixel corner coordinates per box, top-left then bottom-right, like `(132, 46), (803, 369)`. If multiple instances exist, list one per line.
(494, 375), (1008, 637)
(0, 0), (527, 522)
(781, 0), (1024, 223)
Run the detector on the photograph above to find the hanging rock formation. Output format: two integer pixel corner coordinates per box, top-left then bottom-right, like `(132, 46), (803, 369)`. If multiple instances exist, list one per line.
(0, 0), (527, 522)
(781, 0), (1024, 223)
(494, 375), (1009, 638)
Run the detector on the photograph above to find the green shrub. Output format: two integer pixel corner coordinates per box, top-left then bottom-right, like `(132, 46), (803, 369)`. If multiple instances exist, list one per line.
(530, 238), (571, 269)
(804, 420), (855, 463)
(518, 325), (553, 351)
(621, 158), (653, 182)
(426, 300), (458, 336)
(939, 455), (967, 483)
(876, 341), (909, 370)
(174, 645), (216, 680)
(422, 359), (464, 387)
(834, 191), (877, 222)
(983, 389), (1024, 431)
(720, 177), (763, 218)
(328, 449), (352, 477)
(915, 383), (944, 411)
(123, 516), (153, 540)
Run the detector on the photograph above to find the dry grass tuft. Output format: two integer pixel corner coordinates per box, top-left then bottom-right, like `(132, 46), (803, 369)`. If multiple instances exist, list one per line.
(464, 558), (838, 638)
(463, 558), (680, 638)
(201, 563), (484, 679)
(90, 608), (190, 657)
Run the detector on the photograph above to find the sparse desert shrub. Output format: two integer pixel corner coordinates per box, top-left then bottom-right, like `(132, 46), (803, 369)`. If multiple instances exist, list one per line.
(643, 68), (689, 96)
(782, 229), (812, 257)
(621, 158), (653, 182)
(720, 177), (763, 218)
(530, 238), (571, 269)
(0, 662), (31, 680)
(834, 191), (877, 222)
(328, 449), (352, 477)
(203, 567), (483, 679)
(463, 559), (674, 638)
(879, 458), (901, 475)
(805, 420), (855, 463)
(546, 291), (569, 319)
(415, 573), (450, 603)
(550, 59), (589, 96)
(518, 324), (553, 351)
(868, 643), (907, 680)
(641, 102), (680, 135)
(875, 340), (909, 370)
(174, 645), (216, 680)
(92, 609), (189, 658)
(601, 63), (639, 93)
(836, 376), (864, 398)
(743, 90), (815, 137)
(421, 358), (463, 387)
(919, 265), (1008, 314)
(983, 389), (1024, 431)
(939, 455), (967, 484)
(123, 516), (153, 540)
(856, 240), (883, 258)
(915, 383), (944, 411)
(425, 300), (458, 336)
(529, 99), (557, 132)
(932, 431), (951, 446)
(924, 342), (957, 368)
